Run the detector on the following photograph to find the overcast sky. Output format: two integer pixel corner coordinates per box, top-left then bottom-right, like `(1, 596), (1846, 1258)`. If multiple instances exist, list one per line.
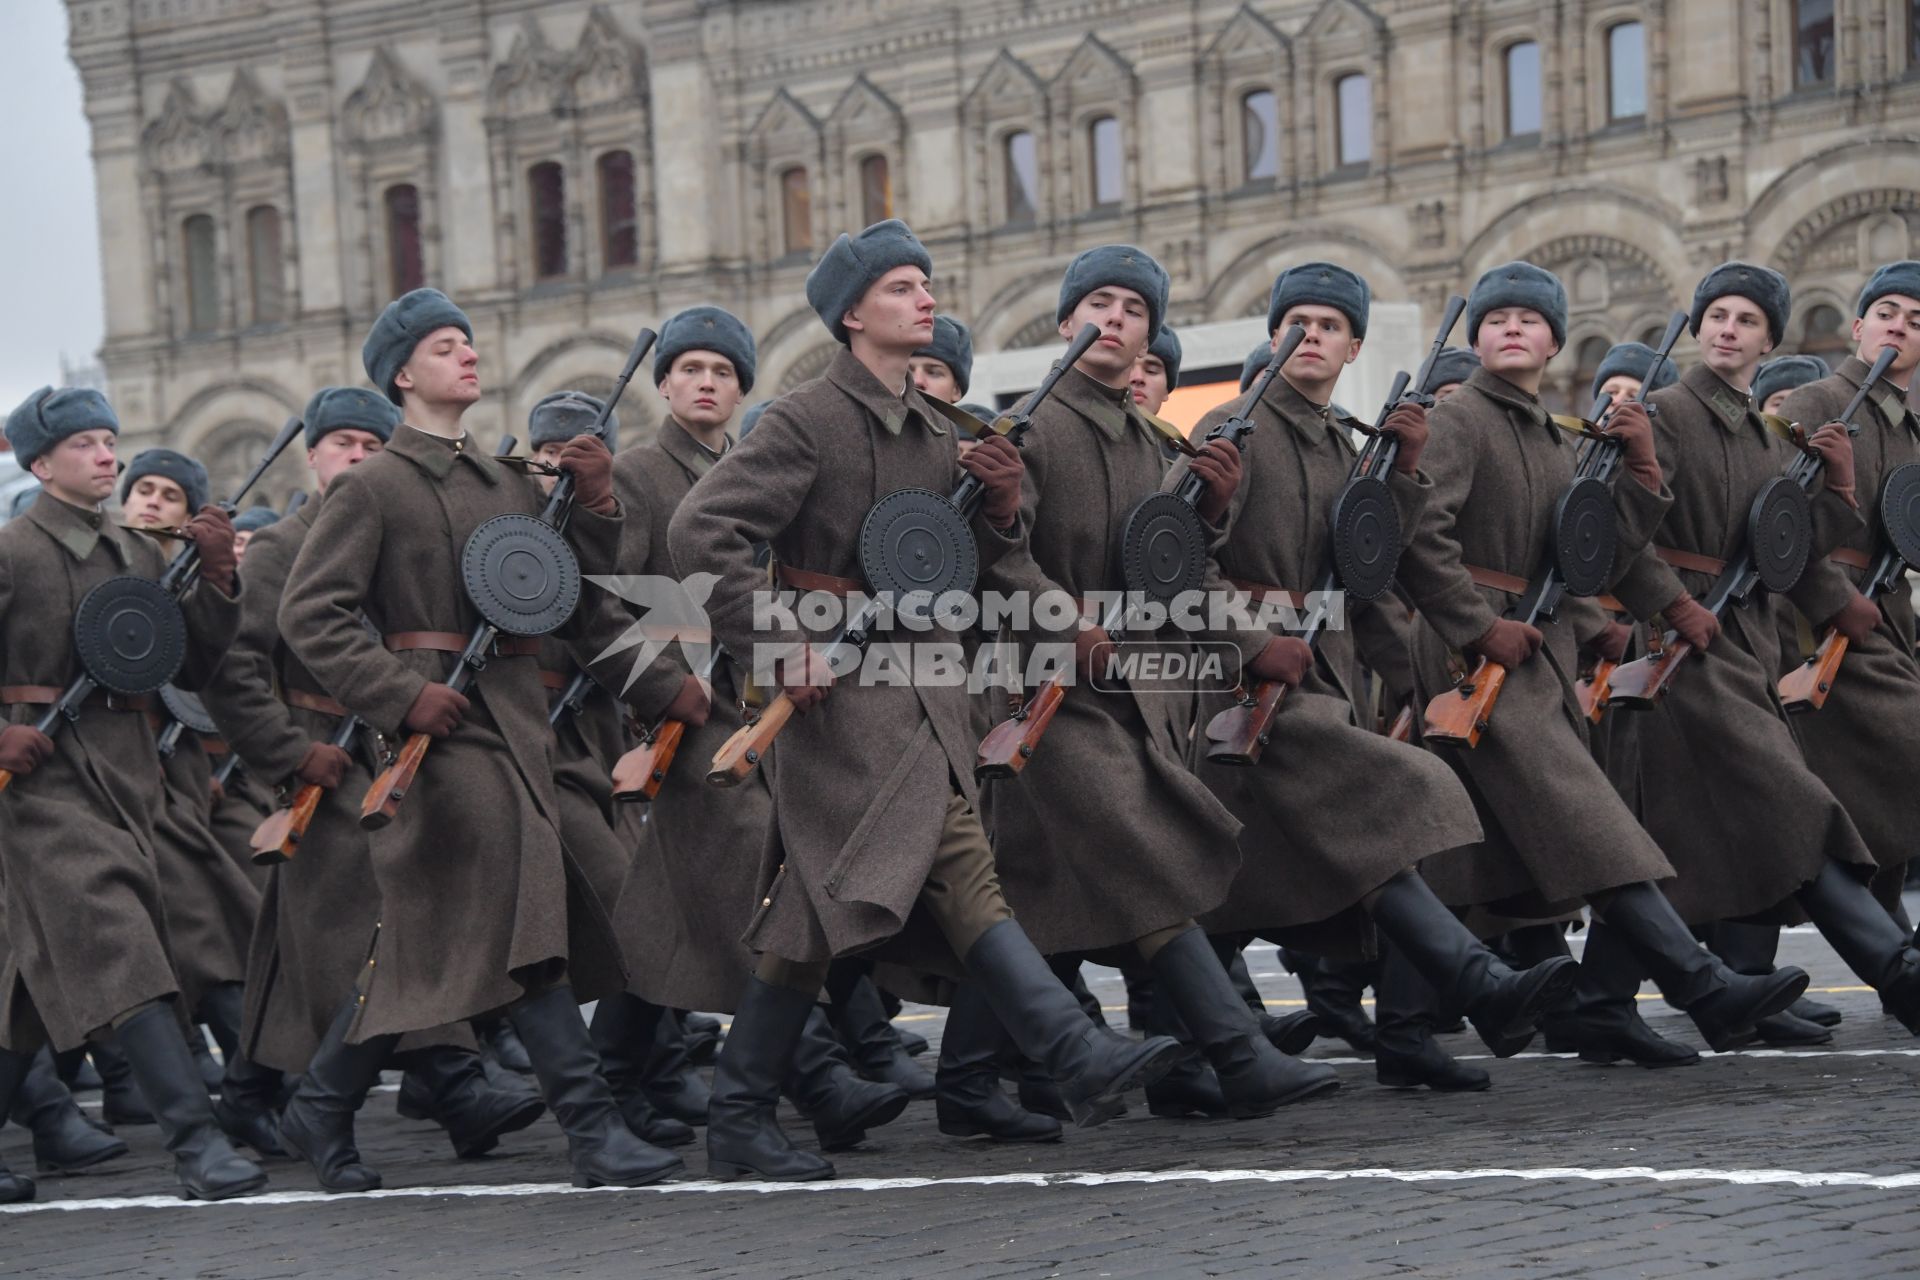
(0, 4), (105, 413)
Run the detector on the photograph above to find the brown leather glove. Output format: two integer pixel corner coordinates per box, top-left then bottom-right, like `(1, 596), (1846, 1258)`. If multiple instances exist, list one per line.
(662, 674), (712, 727)
(1588, 619), (1633, 663)
(403, 683), (469, 738)
(1472, 618), (1544, 668)
(184, 505), (239, 594)
(294, 742), (352, 789)
(0, 725), (55, 777)
(557, 435), (617, 516)
(1807, 421), (1857, 507)
(1382, 404), (1430, 475)
(1827, 591), (1883, 645)
(957, 433), (1025, 529)
(1663, 591), (1722, 651)
(1605, 401), (1661, 491)
(1189, 438), (1243, 524)
(1073, 625), (1115, 681)
(777, 648), (833, 713)
(1247, 635), (1314, 687)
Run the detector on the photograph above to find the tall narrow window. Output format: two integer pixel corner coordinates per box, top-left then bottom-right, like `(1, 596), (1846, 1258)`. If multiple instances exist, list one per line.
(1089, 116), (1123, 208)
(597, 150), (638, 271)
(1241, 90), (1279, 182)
(860, 154), (892, 224)
(384, 184), (424, 295)
(183, 213), (218, 334)
(245, 205), (283, 325)
(1910, 0), (1920, 70)
(1334, 74), (1371, 167)
(529, 161), (567, 279)
(779, 166), (811, 255)
(1607, 22), (1647, 119)
(1004, 130), (1039, 224)
(1794, 0), (1836, 87)
(1505, 41), (1542, 138)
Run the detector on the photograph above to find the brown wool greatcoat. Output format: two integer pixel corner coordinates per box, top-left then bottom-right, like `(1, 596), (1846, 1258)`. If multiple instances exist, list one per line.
(667, 350), (1019, 970)
(1398, 367), (1677, 912)
(977, 365), (1259, 956)
(608, 418), (762, 1012)
(1775, 357), (1920, 885)
(150, 733), (261, 1012)
(1597, 364), (1875, 924)
(0, 496), (238, 1050)
(209, 763), (276, 893)
(280, 426), (630, 1039)
(1184, 376), (1483, 947)
(203, 495), (471, 1072)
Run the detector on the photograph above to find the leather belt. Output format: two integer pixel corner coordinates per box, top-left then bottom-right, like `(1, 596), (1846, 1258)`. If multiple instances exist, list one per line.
(1467, 566), (1622, 612)
(1, 685), (153, 713)
(1228, 577), (1308, 608)
(1831, 547), (1871, 571)
(775, 565), (864, 597)
(1655, 546), (1726, 577)
(539, 669), (570, 692)
(285, 688), (350, 718)
(384, 631), (541, 658)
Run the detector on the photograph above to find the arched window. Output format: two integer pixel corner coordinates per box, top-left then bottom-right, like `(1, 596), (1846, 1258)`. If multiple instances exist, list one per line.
(779, 166), (812, 255)
(384, 184), (424, 295)
(1794, 0), (1835, 87)
(183, 214), (219, 334)
(1088, 115), (1123, 208)
(1801, 304), (1850, 362)
(1505, 41), (1542, 138)
(1334, 74), (1371, 167)
(860, 154), (892, 225)
(245, 205), (283, 325)
(528, 161), (567, 279)
(1003, 130), (1039, 225)
(1241, 90), (1279, 183)
(1607, 22), (1647, 120)
(597, 150), (638, 271)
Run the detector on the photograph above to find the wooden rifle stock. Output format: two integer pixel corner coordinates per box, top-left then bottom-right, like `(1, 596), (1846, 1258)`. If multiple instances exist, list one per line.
(0, 770), (13, 795)
(974, 673), (1070, 780)
(1777, 629), (1847, 712)
(359, 731), (431, 830)
(1387, 704), (1414, 742)
(612, 717), (687, 802)
(1577, 658), (1617, 723)
(1601, 637), (1693, 709)
(249, 782), (324, 866)
(707, 694), (795, 787)
(1421, 658), (1509, 748)
(1202, 681), (1287, 766)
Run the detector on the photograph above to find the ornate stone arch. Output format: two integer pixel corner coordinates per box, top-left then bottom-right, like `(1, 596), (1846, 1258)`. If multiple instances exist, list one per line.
(342, 49), (442, 314)
(753, 307), (836, 397)
(1459, 188), (1691, 298)
(825, 76), (908, 229)
(165, 378), (306, 510)
(961, 50), (1052, 232)
(746, 89), (827, 262)
(1049, 35), (1139, 215)
(1200, 6), (1295, 195)
(1516, 234), (1680, 412)
(1744, 137), (1920, 266)
(1297, 0), (1390, 177)
(510, 331), (636, 427)
(971, 266), (1070, 351)
(775, 343), (839, 395)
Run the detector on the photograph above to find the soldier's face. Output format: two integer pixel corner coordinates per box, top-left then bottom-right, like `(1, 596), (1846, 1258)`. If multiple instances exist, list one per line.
(1854, 293), (1920, 380)
(125, 475), (190, 529)
(531, 439), (568, 495)
(1599, 375), (1643, 408)
(662, 352), (744, 429)
(309, 428), (385, 492)
(1476, 309), (1559, 377)
(909, 356), (961, 404)
(1064, 287), (1149, 382)
(395, 326), (481, 407)
(1762, 389), (1794, 416)
(1129, 354), (1171, 414)
(31, 428), (119, 504)
(845, 267), (936, 352)
(1430, 382), (1464, 402)
(1277, 305), (1361, 388)
(1697, 297), (1773, 378)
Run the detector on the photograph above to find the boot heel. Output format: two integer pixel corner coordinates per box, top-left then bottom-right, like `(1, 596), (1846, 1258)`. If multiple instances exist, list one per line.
(707, 1159), (748, 1181)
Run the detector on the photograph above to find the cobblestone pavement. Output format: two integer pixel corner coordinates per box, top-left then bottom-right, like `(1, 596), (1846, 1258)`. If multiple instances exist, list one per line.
(7, 920), (1919, 1279)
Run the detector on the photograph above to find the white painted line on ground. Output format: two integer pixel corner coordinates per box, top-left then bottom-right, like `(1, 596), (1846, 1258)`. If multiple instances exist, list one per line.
(9, 1164), (1920, 1214)
(1308, 1046), (1920, 1065)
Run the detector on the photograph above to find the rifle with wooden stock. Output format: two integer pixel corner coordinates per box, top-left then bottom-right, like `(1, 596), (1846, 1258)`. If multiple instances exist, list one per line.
(1607, 344), (1899, 711)
(248, 705), (369, 865)
(706, 323), (1104, 788)
(611, 646), (722, 802)
(359, 330), (656, 830)
(1423, 310), (1688, 747)
(1204, 295), (1466, 766)
(975, 323), (1309, 779)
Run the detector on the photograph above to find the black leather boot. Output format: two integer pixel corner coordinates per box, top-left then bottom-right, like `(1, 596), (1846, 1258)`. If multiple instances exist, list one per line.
(1795, 861), (1920, 1033)
(91, 1039), (153, 1126)
(10, 1046), (126, 1173)
(785, 1006), (909, 1152)
(1015, 1063), (1073, 1122)
(115, 1002), (268, 1200)
(0, 1048), (37, 1202)
(965, 921), (1181, 1127)
(476, 1016), (534, 1074)
(54, 1046), (100, 1094)
(681, 1011), (723, 1066)
(588, 993), (694, 1147)
(829, 974), (935, 1100)
(1713, 919), (1842, 1033)
(198, 984), (287, 1159)
(395, 1045), (546, 1158)
(1754, 1010), (1834, 1045)
(707, 976), (834, 1181)
(935, 983), (1060, 1143)
(1136, 979), (1232, 1120)
(1370, 871), (1578, 1057)
(1548, 921), (1699, 1066)
(642, 1011), (712, 1126)
(1289, 949), (1378, 1053)
(280, 996), (398, 1192)
(509, 986), (683, 1187)
(186, 1023), (224, 1093)
(1597, 882), (1807, 1050)
(1373, 940), (1489, 1091)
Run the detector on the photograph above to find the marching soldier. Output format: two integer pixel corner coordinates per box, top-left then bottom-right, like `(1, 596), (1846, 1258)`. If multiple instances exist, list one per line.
(1130, 325), (1181, 416)
(0, 387), (266, 1200)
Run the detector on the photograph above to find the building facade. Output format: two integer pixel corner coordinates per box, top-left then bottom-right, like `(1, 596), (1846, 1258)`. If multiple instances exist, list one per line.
(66, 0), (1920, 502)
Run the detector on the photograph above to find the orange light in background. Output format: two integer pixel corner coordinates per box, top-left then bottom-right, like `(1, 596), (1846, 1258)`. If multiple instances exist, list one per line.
(1157, 381), (1238, 437)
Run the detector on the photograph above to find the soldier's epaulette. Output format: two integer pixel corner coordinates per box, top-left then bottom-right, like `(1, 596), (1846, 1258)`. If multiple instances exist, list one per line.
(1138, 407), (1200, 456)
(923, 398), (997, 440)
(1759, 412), (1798, 443)
(1549, 413), (1602, 439)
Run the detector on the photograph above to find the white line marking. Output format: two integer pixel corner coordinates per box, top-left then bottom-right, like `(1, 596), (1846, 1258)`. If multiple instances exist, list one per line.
(8, 1165), (1920, 1214)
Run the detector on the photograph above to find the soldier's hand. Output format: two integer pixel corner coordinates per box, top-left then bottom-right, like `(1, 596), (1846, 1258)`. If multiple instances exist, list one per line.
(295, 741), (353, 789)
(957, 433), (1025, 528)
(1190, 438), (1243, 524)
(1588, 619), (1633, 663)
(1662, 591), (1721, 651)
(184, 505), (239, 594)
(1472, 618), (1543, 668)
(777, 649), (833, 713)
(1808, 421), (1857, 506)
(1247, 635), (1314, 687)
(1073, 625), (1114, 681)
(1604, 402), (1662, 490)
(209, 776), (226, 806)
(1381, 404), (1430, 475)
(0, 725), (55, 777)
(1827, 591), (1883, 645)
(662, 674), (712, 727)
(403, 683), (469, 738)
(556, 435), (617, 516)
